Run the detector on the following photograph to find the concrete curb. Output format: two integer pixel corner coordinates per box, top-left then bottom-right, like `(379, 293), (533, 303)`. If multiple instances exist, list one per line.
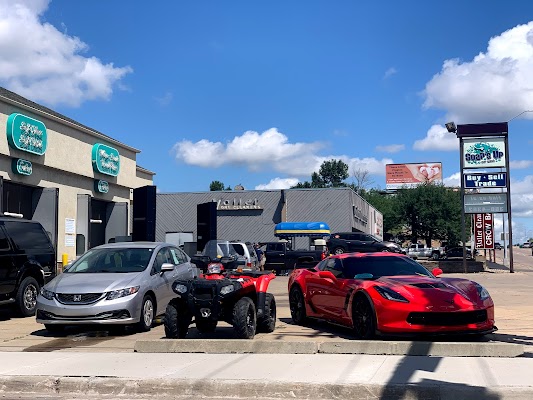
(0, 376), (531, 400)
(134, 339), (524, 357)
(134, 339), (319, 354)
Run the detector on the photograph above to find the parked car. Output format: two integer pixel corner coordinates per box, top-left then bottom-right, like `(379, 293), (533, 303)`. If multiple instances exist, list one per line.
(519, 242), (531, 248)
(445, 247), (477, 259)
(0, 216), (56, 317)
(494, 242), (502, 250)
(288, 253), (495, 338)
(36, 242), (197, 333)
(263, 241), (326, 274)
(326, 232), (402, 255)
(406, 243), (445, 260)
(230, 241), (259, 270)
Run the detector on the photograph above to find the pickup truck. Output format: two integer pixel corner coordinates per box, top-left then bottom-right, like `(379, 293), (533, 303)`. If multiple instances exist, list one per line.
(406, 243), (445, 260)
(263, 242), (326, 273)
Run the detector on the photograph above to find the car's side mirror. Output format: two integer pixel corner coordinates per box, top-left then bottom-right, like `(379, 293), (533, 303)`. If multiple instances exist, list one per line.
(161, 263), (175, 272)
(432, 267), (443, 277)
(318, 270), (337, 281)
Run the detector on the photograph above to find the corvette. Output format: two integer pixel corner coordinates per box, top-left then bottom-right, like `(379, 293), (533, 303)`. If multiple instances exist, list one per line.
(288, 252), (496, 338)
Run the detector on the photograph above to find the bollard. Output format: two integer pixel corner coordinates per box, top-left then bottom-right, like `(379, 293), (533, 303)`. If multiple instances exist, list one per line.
(62, 253), (68, 273)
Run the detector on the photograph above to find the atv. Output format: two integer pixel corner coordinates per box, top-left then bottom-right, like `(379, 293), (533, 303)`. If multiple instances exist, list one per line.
(164, 240), (277, 339)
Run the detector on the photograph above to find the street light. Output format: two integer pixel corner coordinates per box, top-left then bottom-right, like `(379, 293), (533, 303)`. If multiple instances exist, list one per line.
(445, 121), (457, 133)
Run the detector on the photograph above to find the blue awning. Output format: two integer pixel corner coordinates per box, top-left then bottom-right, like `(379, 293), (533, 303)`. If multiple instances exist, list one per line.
(274, 222), (331, 238)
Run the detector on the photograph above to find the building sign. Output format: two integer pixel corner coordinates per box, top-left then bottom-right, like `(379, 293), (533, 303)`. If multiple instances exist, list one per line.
(11, 158), (32, 175)
(473, 213), (494, 250)
(385, 162), (442, 190)
(94, 179), (109, 193)
(462, 138), (506, 168)
(464, 173), (506, 188)
(6, 113), (47, 155)
(464, 193), (507, 214)
(214, 198), (262, 210)
(92, 143), (120, 176)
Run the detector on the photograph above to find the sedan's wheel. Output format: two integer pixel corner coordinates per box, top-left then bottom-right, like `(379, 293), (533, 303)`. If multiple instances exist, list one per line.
(15, 276), (39, 317)
(164, 302), (190, 338)
(232, 297), (256, 339)
(352, 295), (376, 339)
(381, 248), (390, 253)
(196, 319), (217, 333)
(333, 247), (345, 255)
(137, 295), (155, 332)
(257, 293), (277, 333)
(431, 253), (440, 260)
(289, 286), (307, 325)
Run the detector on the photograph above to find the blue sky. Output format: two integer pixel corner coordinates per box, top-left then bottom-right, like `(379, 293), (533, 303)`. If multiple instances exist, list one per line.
(2, 0), (533, 242)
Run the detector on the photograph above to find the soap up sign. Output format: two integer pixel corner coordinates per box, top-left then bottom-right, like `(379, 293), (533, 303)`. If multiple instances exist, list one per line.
(473, 213), (494, 250)
(462, 138), (506, 168)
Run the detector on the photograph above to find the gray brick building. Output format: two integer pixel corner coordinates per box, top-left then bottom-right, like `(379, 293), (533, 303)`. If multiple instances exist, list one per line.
(156, 187), (383, 249)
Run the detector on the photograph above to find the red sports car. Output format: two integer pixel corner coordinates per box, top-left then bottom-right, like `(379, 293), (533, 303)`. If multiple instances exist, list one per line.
(288, 253), (495, 338)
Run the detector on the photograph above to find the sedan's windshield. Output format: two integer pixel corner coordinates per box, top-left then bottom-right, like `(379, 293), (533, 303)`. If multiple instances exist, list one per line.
(66, 248), (154, 273)
(343, 256), (432, 279)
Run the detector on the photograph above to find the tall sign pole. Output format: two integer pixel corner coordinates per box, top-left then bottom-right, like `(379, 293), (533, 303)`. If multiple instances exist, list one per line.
(455, 122), (513, 273)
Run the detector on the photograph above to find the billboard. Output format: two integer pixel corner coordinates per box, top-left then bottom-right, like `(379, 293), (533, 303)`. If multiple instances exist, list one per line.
(386, 163), (443, 190)
(473, 213), (494, 250)
(462, 138), (506, 168)
(464, 193), (507, 214)
(464, 173), (506, 188)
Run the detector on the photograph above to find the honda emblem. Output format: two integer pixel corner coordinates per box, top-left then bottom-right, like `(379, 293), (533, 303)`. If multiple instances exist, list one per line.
(73, 295), (82, 302)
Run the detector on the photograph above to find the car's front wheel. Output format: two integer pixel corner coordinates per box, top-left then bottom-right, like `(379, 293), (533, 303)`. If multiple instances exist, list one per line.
(137, 295), (155, 332)
(289, 285), (307, 325)
(15, 276), (40, 317)
(333, 247), (345, 255)
(232, 297), (256, 339)
(352, 294), (376, 339)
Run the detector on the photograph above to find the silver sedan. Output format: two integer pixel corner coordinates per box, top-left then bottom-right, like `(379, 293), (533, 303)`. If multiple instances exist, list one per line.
(36, 242), (197, 332)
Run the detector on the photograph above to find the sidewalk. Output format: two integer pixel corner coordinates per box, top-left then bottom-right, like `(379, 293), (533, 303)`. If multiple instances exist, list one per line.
(0, 351), (532, 399)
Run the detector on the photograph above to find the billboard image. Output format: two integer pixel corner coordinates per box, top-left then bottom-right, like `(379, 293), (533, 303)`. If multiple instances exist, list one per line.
(386, 163), (443, 190)
(473, 213), (494, 250)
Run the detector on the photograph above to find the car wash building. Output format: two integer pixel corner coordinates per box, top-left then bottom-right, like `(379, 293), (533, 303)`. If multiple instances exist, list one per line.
(156, 187), (383, 251)
(0, 87), (155, 265)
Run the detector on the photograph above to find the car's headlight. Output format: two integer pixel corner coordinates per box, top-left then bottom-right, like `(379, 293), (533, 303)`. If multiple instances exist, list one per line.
(173, 284), (188, 294)
(220, 285), (234, 295)
(374, 286), (409, 303)
(106, 286), (139, 300)
(474, 282), (490, 301)
(40, 288), (55, 300)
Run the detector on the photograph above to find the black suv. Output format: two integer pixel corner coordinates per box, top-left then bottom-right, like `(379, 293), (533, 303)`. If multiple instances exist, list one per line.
(327, 232), (402, 255)
(0, 217), (56, 316)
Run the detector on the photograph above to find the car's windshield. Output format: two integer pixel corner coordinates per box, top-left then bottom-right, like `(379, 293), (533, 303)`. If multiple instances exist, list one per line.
(201, 240), (239, 258)
(66, 248), (154, 273)
(343, 256), (432, 279)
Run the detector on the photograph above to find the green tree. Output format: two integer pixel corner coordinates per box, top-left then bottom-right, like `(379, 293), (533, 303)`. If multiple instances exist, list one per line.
(292, 159), (349, 188)
(209, 180), (225, 191)
(394, 183), (464, 245)
(362, 189), (401, 235)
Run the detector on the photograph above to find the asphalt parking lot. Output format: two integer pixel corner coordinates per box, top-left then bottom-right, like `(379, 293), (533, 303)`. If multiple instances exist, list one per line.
(1, 248), (532, 354)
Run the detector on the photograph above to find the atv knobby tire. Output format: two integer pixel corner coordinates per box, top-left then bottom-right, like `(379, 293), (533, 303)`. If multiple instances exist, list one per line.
(257, 293), (276, 333)
(232, 297), (257, 339)
(164, 302), (190, 339)
(196, 319), (217, 333)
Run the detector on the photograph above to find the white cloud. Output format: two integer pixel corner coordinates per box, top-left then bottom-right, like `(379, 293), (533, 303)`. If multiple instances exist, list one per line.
(375, 144), (405, 153)
(173, 127), (394, 177)
(413, 124), (459, 151)
(510, 160), (533, 169)
(443, 172), (461, 187)
(255, 177), (299, 190)
(155, 91), (173, 106)
(0, 0), (132, 106)
(423, 21), (533, 122)
(383, 67), (397, 79)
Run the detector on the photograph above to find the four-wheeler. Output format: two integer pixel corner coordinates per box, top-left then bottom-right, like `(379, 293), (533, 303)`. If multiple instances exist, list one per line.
(288, 253), (496, 339)
(164, 240), (277, 339)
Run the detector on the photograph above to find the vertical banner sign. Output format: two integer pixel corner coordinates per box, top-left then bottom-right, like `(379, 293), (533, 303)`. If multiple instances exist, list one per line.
(474, 213), (494, 249)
